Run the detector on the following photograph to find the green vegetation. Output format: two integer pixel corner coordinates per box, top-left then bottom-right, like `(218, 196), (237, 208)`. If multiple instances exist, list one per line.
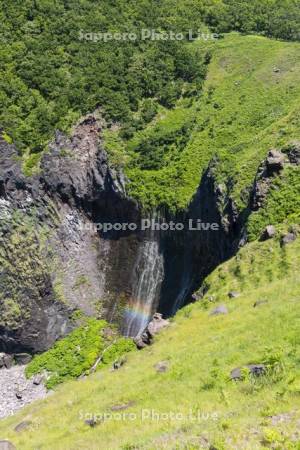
(0, 211), (53, 330)
(212, 0), (300, 41)
(22, 152), (42, 176)
(98, 337), (136, 369)
(102, 128), (129, 168)
(115, 34), (300, 211)
(1, 237), (299, 449)
(200, 234), (300, 302)
(0, 298), (22, 328)
(26, 318), (136, 389)
(1, 131), (12, 144)
(0, 0), (210, 154)
(1, 0), (300, 163)
(1, 3), (300, 448)
(247, 166), (300, 241)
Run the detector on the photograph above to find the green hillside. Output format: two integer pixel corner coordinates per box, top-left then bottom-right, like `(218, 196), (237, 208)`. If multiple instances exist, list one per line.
(112, 33), (300, 211)
(0, 233), (299, 449)
(1, 4), (300, 447)
(1, 0), (300, 166)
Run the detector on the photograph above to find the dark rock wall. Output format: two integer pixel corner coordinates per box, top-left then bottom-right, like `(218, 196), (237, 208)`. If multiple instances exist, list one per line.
(0, 116), (245, 353)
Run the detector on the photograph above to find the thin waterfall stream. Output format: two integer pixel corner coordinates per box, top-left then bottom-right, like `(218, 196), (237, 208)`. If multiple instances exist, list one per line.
(124, 235), (164, 337)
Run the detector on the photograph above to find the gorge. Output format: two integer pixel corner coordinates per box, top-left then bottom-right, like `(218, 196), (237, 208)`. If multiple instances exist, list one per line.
(0, 113), (242, 353)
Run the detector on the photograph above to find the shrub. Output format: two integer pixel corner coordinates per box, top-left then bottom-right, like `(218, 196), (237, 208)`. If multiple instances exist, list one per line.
(26, 319), (136, 389)
(26, 319), (107, 389)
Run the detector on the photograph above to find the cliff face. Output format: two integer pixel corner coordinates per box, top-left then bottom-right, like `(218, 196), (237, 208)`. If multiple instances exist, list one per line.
(0, 116), (244, 353)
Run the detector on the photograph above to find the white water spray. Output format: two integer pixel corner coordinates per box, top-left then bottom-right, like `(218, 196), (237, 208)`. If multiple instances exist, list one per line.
(124, 236), (164, 337)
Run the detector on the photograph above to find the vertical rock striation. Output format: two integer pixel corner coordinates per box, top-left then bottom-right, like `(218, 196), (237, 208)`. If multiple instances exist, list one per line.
(0, 116), (248, 351)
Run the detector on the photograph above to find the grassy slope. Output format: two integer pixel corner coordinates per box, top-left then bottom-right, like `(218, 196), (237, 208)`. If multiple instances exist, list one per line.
(120, 33), (300, 211)
(0, 236), (299, 449)
(0, 34), (299, 449)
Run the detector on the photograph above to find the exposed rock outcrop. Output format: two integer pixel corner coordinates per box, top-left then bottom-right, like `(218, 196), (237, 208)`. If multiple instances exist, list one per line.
(0, 115), (132, 353)
(134, 313), (170, 349)
(260, 225), (276, 241)
(0, 115), (246, 353)
(2, 115), (281, 354)
(281, 232), (297, 246)
(251, 149), (287, 211)
(284, 141), (300, 165)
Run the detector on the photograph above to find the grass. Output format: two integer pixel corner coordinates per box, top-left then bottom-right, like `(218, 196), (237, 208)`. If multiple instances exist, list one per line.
(106, 33), (300, 212)
(246, 165), (300, 241)
(0, 32), (299, 449)
(0, 237), (299, 449)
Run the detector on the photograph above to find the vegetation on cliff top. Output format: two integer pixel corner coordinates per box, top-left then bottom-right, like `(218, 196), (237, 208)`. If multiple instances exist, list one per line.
(111, 33), (300, 215)
(1, 1), (300, 228)
(1, 0), (300, 154)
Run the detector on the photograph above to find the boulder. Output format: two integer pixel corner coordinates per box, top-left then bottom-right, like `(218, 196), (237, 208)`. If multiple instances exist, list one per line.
(0, 442), (16, 450)
(85, 419), (98, 428)
(32, 374), (44, 386)
(281, 232), (297, 246)
(4, 354), (14, 369)
(15, 389), (23, 400)
(191, 293), (198, 302)
(147, 313), (170, 338)
(154, 361), (169, 373)
(191, 291), (204, 302)
(286, 141), (300, 165)
(134, 313), (169, 349)
(0, 353), (14, 369)
(248, 364), (266, 377)
(134, 332), (151, 350)
(230, 367), (243, 380)
(14, 421), (32, 433)
(260, 225), (276, 241)
(14, 353), (32, 365)
(266, 150), (285, 175)
(209, 305), (228, 316)
(230, 364), (266, 380)
(253, 300), (268, 308)
(228, 291), (240, 299)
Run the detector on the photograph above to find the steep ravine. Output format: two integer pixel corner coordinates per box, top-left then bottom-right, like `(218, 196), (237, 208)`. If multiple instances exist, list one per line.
(0, 116), (244, 353)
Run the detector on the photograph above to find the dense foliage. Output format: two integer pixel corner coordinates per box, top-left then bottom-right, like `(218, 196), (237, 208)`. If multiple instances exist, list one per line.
(1, 0), (300, 156)
(26, 318), (135, 389)
(210, 0), (300, 41)
(120, 34), (300, 211)
(0, 0), (209, 154)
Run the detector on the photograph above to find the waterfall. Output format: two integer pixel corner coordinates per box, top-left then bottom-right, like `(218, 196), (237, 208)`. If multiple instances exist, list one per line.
(124, 237), (164, 337)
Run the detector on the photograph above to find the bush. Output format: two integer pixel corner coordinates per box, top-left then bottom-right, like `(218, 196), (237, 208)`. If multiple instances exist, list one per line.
(26, 319), (107, 389)
(99, 337), (136, 368)
(26, 318), (136, 389)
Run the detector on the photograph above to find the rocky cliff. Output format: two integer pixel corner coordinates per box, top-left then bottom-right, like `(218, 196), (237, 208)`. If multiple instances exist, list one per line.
(2, 113), (288, 354)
